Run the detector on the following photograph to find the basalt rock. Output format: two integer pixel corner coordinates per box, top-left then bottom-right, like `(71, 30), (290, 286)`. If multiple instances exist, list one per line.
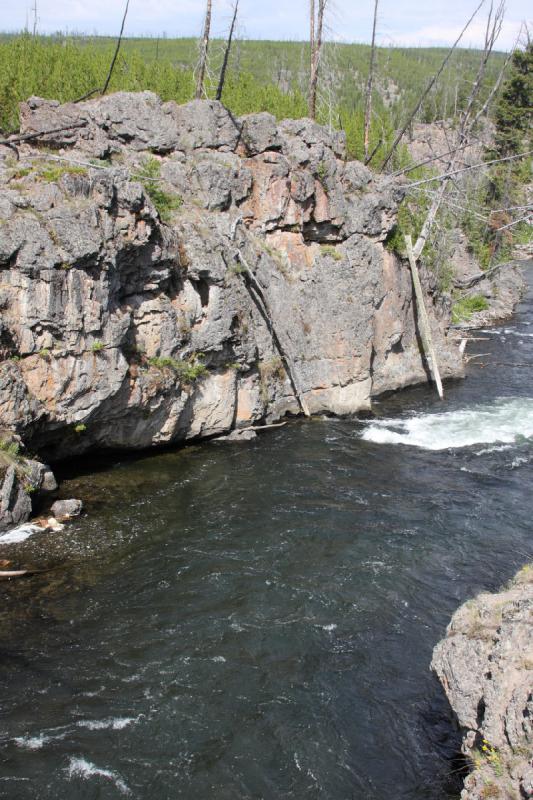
(432, 566), (533, 800)
(0, 92), (465, 527)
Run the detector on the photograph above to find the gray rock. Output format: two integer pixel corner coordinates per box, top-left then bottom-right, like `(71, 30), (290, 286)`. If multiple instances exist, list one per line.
(0, 90), (474, 526)
(239, 112), (281, 154)
(50, 498), (83, 518)
(218, 428), (257, 442)
(432, 565), (533, 800)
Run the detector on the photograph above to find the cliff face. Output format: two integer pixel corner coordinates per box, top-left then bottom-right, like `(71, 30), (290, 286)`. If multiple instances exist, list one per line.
(0, 92), (463, 525)
(432, 567), (533, 800)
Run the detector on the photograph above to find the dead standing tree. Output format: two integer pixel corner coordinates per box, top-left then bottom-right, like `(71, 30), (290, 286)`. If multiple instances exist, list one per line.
(402, 2), (507, 399)
(364, 0), (379, 163)
(309, 0), (328, 119)
(378, 0), (485, 170)
(216, 0), (239, 101)
(196, 0), (213, 100)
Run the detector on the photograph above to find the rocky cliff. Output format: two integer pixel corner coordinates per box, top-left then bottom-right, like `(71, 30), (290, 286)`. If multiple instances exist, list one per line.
(0, 91), (463, 527)
(432, 566), (533, 800)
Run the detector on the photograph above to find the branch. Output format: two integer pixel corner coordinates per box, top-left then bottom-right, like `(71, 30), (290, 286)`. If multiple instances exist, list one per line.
(379, 0), (485, 171)
(408, 149), (533, 188)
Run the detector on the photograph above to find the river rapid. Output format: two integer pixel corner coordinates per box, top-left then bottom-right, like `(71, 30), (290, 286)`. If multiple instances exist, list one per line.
(1, 265), (532, 800)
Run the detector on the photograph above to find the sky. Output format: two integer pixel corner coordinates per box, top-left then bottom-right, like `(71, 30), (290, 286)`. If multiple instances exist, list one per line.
(2, 0), (531, 50)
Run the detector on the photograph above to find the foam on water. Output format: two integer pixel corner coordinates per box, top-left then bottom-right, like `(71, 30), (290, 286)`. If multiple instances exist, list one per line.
(0, 524), (42, 545)
(67, 758), (130, 795)
(361, 397), (533, 451)
(76, 716), (139, 731)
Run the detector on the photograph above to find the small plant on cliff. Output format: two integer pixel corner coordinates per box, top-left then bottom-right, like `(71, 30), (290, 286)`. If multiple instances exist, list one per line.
(38, 348), (51, 359)
(38, 164), (88, 183)
(316, 160), (328, 185)
(133, 157), (182, 223)
(147, 354), (208, 383)
(74, 424), (87, 434)
(90, 341), (105, 353)
(0, 438), (22, 471)
(451, 294), (489, 324)
(258, 356), (286, 402)
(320, 245), (342, 262)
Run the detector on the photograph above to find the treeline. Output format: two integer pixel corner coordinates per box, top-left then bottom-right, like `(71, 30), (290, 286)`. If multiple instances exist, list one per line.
(0, 33), (505, 166)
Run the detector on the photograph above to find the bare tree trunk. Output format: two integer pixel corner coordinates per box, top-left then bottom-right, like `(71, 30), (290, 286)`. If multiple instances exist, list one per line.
(196, 0), (213, 100)
(309, 0), (327, 120)
(364, 0), (379, 163)
(216, 1), (239, 101)
(310, 0), (315, 64)
(405, 235), (444, 399)
(102, 0), (130, 95)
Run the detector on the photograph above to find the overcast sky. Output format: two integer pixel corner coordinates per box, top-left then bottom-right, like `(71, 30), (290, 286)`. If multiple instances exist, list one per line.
(3, 0), (531, 50)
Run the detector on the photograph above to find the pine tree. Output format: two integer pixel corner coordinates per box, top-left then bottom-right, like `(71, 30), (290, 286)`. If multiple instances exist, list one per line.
(493, 42), (533, 157)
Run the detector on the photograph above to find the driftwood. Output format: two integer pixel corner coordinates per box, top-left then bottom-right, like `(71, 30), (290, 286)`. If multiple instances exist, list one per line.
(454, 260), (516, 290)
(0, 121), (87, 148)
(405, 234), (444, 399)
(0, 569), (29, 578)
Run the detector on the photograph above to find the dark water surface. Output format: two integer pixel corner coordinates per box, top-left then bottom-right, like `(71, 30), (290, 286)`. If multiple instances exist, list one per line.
(1, 267), (532, 799)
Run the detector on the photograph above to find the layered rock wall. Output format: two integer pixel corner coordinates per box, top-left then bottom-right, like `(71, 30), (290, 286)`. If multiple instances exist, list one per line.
(0, 92), (463, 525)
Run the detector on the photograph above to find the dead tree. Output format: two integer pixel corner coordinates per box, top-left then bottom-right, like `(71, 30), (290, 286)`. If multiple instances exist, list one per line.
(196, 0), (213, 100)
(309, 0), (328, 120)
(102, 0), (131, 95)
(216, 1), (239, 101)
(364, 0), (379, 163)
(379, 0), (484, 171)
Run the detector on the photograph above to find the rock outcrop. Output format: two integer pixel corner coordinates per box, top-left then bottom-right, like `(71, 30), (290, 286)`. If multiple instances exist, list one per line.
(0, 91), (465, 527)
(432, 566), (533, 800)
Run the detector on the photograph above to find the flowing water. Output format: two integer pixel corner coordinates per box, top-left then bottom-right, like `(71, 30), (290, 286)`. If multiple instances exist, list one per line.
(1, 266), (533, 800)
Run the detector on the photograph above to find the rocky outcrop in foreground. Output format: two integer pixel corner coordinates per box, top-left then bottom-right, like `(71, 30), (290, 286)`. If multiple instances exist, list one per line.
(432, 566), (533, 800)
(0, 91), (465, 527)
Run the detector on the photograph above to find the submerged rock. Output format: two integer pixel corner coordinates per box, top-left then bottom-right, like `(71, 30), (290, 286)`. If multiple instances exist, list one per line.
(432, 565), (533, 800)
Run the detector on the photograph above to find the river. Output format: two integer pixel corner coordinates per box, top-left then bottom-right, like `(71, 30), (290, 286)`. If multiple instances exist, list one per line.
(1, 266), (532, 800)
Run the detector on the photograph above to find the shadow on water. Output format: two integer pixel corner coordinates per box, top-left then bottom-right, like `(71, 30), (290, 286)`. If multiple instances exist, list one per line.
(0, 263), (532, 800)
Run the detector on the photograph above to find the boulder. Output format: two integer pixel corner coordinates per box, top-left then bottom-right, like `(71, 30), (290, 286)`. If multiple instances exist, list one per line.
(50, 499), (83, 519)
(432, 565), (533, 800)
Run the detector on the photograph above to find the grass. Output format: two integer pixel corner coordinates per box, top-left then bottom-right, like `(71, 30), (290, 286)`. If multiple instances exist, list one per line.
(451, 294), (489, 323)
(132, 157), (182, 222)
(147, 355), (208, 383)
(320, 244), (342, 261)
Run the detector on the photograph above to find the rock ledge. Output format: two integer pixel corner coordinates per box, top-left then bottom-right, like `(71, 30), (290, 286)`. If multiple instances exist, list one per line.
(432, 566), (533, 800)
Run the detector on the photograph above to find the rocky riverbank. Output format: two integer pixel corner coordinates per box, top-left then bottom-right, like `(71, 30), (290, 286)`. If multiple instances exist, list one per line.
(432, 566), (533, 800)
(1, 92), (527, 530)
(0, 90), (471, 528)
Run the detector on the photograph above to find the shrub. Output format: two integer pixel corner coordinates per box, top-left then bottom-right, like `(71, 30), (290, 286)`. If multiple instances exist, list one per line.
(74, 423), (87, 433)
(320, 245), (342, 261)
(147, 354), (208, 383)
(452, 294), (489, 323)
(133, 157), (182, 222)
(90, 341), (105, 353)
